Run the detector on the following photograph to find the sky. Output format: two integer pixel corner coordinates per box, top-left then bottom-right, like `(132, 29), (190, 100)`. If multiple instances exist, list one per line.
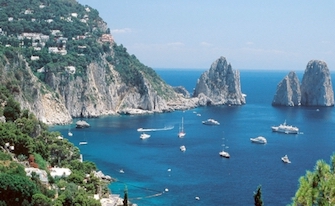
(77, 0), (335, 71)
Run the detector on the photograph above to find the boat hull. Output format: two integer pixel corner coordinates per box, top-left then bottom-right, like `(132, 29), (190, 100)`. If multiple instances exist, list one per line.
(219, 151), (230, 158)
(250, 138), (267, 144)
(272, 127), (298, 134)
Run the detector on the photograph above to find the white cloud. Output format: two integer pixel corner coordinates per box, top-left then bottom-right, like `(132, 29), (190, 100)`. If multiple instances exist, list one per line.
(167, 42), (184, 47)
(200, 41), (212, 47)
(246, 41), (254, 45)
(110, 28), (132, 34)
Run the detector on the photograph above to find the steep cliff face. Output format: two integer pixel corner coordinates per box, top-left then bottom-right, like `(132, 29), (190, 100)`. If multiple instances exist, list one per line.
(193, 56), (245, 105)
(0, 54), (72, 125)
(0, 52), (197, 125)
(301, 60), (334, 106)
(272, 71), (301, 106)
(43, 54), (191, 118)
(272, 60), (334, 107)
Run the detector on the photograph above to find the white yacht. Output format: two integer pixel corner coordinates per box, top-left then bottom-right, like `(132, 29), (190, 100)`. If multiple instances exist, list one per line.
(281, 155), (291, 163)
(140, 133), (150, 139)
(202, 119), (220, 125)
(272, 121), (299, 134)
(250, 136), (267, 144)
(219, 151), (230, 158)
(180, 145), (186, 152)
(79, 141), (88, 145)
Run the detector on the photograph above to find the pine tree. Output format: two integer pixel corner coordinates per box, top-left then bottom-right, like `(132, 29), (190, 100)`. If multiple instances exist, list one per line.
(254, 185), (264, 206)
(123, 185), (128, 206)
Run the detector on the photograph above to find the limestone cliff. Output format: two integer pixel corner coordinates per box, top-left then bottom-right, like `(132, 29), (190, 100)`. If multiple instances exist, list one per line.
(0, 54), (72, 125)
(193, 56), (245, 106)
(272, 71), (301, 106)
(0, 51), (197, 125)
(301, 60), (334, 106)
(272, 60), (334, 107)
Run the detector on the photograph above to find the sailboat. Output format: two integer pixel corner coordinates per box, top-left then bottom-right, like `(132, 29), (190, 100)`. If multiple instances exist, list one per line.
(68, 126), (73, 137)
(178, 117), (186, 138)
(79, 132), (88, 145)
(219, 137), (230, 158)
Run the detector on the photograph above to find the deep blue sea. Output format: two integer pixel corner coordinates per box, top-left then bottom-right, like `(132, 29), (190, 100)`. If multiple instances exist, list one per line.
(51, 69), (335, 206)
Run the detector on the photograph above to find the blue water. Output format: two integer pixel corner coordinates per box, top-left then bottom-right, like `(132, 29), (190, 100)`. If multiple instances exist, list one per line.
(52, 69), (335, 205)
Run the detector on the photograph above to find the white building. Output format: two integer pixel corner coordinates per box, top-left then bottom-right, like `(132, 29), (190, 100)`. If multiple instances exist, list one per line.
(25, 168), (48, 184)
(49, 167), (72, 178)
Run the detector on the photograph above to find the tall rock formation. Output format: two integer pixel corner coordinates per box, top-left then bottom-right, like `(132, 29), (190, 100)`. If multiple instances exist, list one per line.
(272, 60), (334, 107)
(301, 60), (334, 106)
(272, 71), (301, 106)
(193, 56), (245, 106)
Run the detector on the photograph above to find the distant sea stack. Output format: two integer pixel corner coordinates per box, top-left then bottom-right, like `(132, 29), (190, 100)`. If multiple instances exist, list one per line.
(193, 56), (246, 106)
(272, 71), (301, 106)
(301, 60), (334, 106)
(272, 60), (334, 107)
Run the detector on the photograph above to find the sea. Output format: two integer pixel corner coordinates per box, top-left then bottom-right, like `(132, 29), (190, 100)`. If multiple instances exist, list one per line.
(51, 69), (335, 206)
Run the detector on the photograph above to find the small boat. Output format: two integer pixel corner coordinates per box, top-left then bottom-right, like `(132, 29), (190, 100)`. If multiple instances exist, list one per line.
(178, 117), (186, 138)
(119, 169), (124, 173)
(250, 136), (267, 144)
(220, 136), (230, 158)
(202, 119), (220, 125)
(219, 151), (230, 158)
(140, 133), (150, 139)
(180, 145), (186, 152)
(281, 155), (291, 163)
(79, 141), (88, 145)
(272, 120), (299, 134)
(68, 131), (73, 136)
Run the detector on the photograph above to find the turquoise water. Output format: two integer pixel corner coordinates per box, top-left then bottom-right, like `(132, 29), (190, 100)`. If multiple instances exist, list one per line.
(52, 69), (335, 205)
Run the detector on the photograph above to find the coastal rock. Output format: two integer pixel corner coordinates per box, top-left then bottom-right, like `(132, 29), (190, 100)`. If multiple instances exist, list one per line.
(173, 86), (190, 98)
(76, 120), (90, 128)
(193, 56), (246, 105)
(272, 71), (301, 106)
(300, 60), (334, 106)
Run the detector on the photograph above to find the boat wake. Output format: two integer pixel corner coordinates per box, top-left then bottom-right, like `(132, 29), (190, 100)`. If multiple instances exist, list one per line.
(137, 126), (174, 132)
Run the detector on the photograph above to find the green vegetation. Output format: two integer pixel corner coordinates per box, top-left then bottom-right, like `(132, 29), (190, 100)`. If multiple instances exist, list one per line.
(291, 154), (335, 205)
(0, 0), (107, 83)
(254, 185), (264, 206)
(109, 44), (174, 98)
(0, 86), (108, 205)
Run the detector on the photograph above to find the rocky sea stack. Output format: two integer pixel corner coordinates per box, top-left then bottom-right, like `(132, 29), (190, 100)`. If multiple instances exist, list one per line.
(301, 60), (334, 106)
(272, 71), (301, 106)
(193, 56), (246, 106)
(272, 60), (334, 107)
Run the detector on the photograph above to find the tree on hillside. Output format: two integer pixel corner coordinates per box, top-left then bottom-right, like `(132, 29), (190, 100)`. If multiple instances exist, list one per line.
(291, 155), (335, 205)
(123, 185), (128, 206)
(254, 185), (264, 206)
(3, 96), (20, 122)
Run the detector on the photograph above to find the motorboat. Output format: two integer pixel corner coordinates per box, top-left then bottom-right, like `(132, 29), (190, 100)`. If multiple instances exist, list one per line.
(79, 141), (88, 145)
(250, 136), (267, 144)
(68, 131), (73, 137)
(119, 169), (124, 173)
(140, 133), (150, 139)
(219, 151), (230, 158)
(202, 119), (220, 125)
(272, 121), (299, 134)
(180, 145), (186, 152)
(281, 155), (291, 163)
(178, 117), (186, 138)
